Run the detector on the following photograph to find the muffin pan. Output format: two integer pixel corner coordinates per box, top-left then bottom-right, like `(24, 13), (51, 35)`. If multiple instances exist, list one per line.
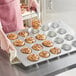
(7, 21), (76, 67)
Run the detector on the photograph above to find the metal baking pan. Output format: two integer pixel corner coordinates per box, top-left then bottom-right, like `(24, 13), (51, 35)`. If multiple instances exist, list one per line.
(7, 20), (76, 67)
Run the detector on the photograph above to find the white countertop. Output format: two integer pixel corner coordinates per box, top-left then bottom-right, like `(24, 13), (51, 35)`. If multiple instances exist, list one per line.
(56, 68), (76, 76)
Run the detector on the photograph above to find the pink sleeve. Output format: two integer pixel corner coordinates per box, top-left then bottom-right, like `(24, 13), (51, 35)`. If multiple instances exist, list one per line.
(0, 0), (14, 4)
(0, 0), (24, 33)
(29, 0), (39, 8)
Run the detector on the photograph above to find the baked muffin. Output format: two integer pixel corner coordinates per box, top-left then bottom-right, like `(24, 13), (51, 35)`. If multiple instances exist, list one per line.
(18, 31), (29, 37)
(36, 34), (46, 40)
(25, 37), (36, 44)
(7, 33), (18, 40)
(32, 44), (43, 51)
(39, 51), (50, 58)
(50, 47), (61, 54)
(42, 40), (53, 47)
(27, 54), (39, 62)
(13, 39), (25, 46)
(21, 47), (32, 54)
(32, 19), (41, 29)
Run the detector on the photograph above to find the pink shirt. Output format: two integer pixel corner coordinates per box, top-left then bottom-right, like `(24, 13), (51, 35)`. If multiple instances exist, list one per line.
(0, 0), (24, 33)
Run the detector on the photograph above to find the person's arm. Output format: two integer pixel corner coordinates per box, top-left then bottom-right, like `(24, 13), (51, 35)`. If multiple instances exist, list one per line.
(0, 0), (24, 52)
(29, 0), (39, 12)
(0, 22), (8, 40)
(0, 22), (15, 53)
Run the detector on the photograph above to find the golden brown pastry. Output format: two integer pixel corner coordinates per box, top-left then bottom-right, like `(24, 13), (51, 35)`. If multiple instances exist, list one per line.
(25, 37), (36, 44)
(13, 39), (25, 46)
(39, 51), (50, 58)
(27, 54), (39, 62)
(18, 31), (29, 37)
(50, 47), (61, 54)
(21, 47), (32, 54)
(36, 34), (46, 40)
(32, 19), (41, 29)
(7, 33), (18, 40)
(42, 40), (53, 47)
(32, 44), (43, 51)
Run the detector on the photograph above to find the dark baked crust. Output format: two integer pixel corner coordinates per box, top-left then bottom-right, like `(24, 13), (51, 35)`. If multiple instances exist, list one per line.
(7, 33), (18, 40)
(32, 44), (43, 51)
(27, 54), (39, 61)
(39, 51), (50, 58)
(36, 34), (46, 40)
(25, 37), (36, 44)
(13, 39), (25, 46)
(42, 40), (53, 47)
(32, 19), (41, 29)
(21, 47), (32, 54)
(50, 47), (61, 54)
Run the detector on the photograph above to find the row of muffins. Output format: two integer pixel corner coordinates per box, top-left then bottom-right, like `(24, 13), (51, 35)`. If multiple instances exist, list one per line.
(7, 31), (60, 52)
(7, 31), (61, 62)
(7, 31), (29, 40)
(21, 47), (61, 62)
(7, 31), (54, 47)
(7, 31), (47, 41)
(7, 31), (46, 40)
(7, 33), (54, 49)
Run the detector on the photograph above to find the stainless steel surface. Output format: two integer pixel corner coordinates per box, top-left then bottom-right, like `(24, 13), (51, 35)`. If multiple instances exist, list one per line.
(0, 48), (17, 76)
(46, 64), (76, 76)
(0, 47), (76, 76)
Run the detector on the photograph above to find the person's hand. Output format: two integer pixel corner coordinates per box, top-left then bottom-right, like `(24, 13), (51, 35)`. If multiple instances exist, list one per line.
(29, 0), (39, 12)
(1, 37), (15, 53)
(0, 25), (15, 53)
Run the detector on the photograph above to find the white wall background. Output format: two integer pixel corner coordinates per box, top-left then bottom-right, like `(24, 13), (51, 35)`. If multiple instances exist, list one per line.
(53, 0), (76, 12)
(45, 0), (76, 32)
